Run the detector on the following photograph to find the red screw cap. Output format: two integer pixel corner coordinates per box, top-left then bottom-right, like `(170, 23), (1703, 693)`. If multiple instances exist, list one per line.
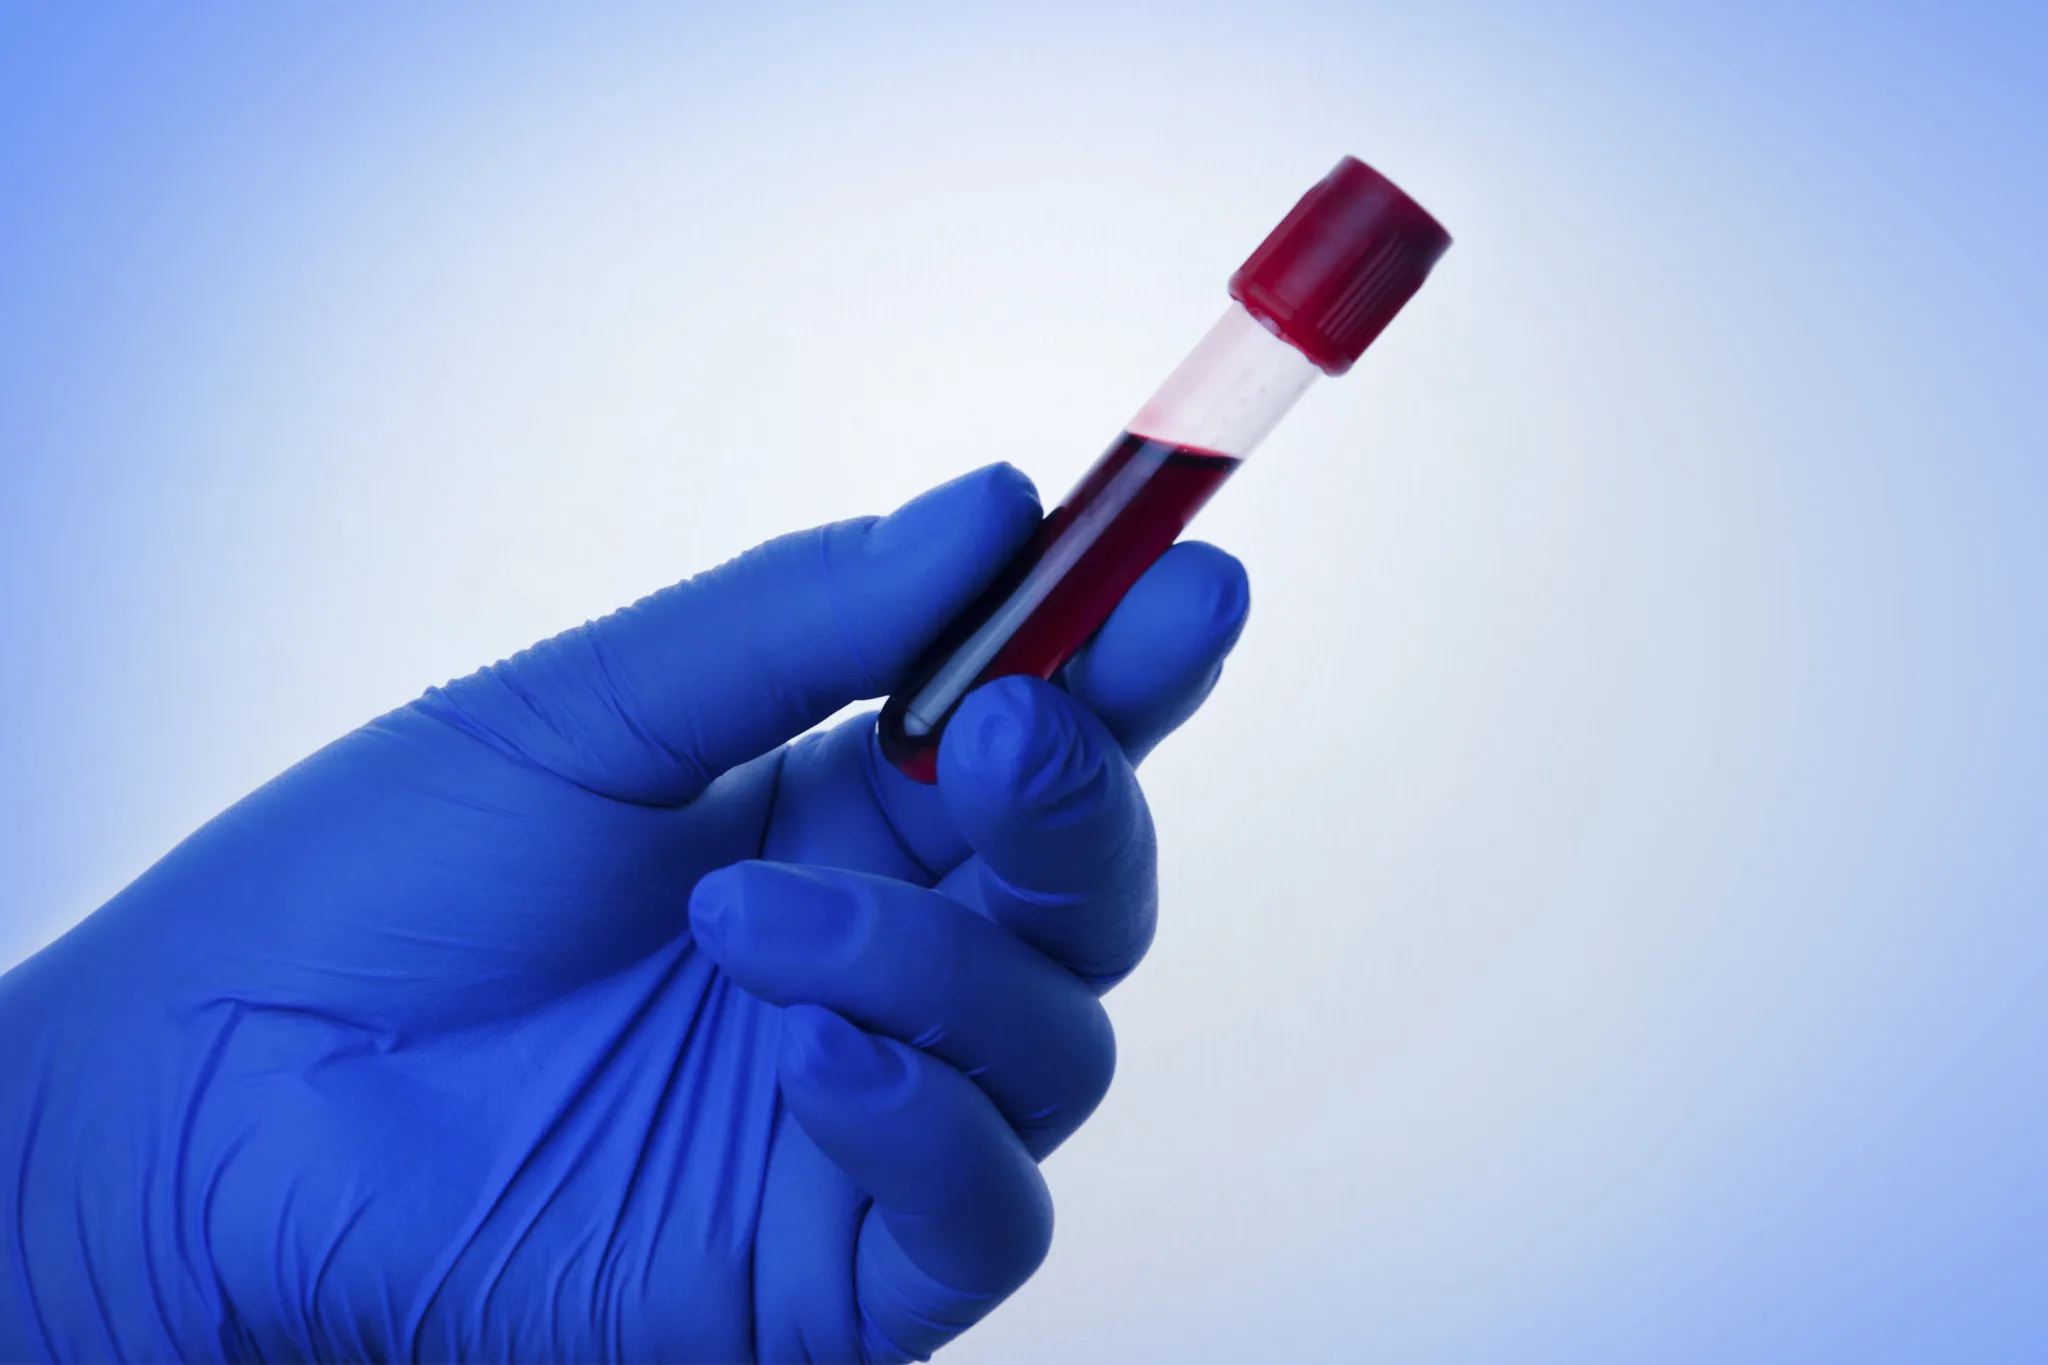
(1228, 156), (1452, 375)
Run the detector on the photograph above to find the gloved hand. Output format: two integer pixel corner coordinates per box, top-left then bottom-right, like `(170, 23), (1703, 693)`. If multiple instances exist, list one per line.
(0, 463), (1251, 1362)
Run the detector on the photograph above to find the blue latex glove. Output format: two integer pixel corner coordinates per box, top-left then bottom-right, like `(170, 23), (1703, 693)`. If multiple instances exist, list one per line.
(0, 464), (1251, 1361)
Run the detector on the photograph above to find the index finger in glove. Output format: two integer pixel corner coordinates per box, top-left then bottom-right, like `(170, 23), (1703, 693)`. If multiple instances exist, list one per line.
(936, 675), (1156, 992)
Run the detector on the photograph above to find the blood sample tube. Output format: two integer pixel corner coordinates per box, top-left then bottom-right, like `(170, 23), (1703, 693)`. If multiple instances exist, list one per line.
(877, 155), (1451, 783)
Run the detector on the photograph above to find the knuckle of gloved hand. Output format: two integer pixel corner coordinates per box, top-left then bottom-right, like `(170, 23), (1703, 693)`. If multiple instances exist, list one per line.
(1057, 998), (1119, 1132)
(1002, 986), (1116, 1160)
(1074, 897), (1159, 991)
(933, 1159), (1056, 1296)
(1015, 1176), (1058, 1281)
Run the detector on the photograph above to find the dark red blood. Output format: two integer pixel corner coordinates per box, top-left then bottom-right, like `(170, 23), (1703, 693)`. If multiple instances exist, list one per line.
(878, 432), (1241, 783)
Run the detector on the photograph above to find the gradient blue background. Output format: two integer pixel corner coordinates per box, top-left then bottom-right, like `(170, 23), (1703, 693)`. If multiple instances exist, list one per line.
(3, 3), (2044, 1360)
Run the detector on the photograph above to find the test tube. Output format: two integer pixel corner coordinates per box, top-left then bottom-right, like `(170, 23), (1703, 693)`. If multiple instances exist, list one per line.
(877, 156), (1451, 783)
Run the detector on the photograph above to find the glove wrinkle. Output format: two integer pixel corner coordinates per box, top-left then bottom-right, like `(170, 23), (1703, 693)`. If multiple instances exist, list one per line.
(403, 943), (697, 1357)
(9, 1068), (59, 1360)
(172, 997), (247, 1350)
(579, 623), (706, 801)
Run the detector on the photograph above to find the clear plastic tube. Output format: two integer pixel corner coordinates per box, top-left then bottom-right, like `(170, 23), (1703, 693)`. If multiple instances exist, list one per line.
(877, 304), (1314, 781)
(877, 156), (1450, 782)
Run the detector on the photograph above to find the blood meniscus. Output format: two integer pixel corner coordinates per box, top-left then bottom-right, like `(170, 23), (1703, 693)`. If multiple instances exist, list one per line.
(878, 156), (1452, 783)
